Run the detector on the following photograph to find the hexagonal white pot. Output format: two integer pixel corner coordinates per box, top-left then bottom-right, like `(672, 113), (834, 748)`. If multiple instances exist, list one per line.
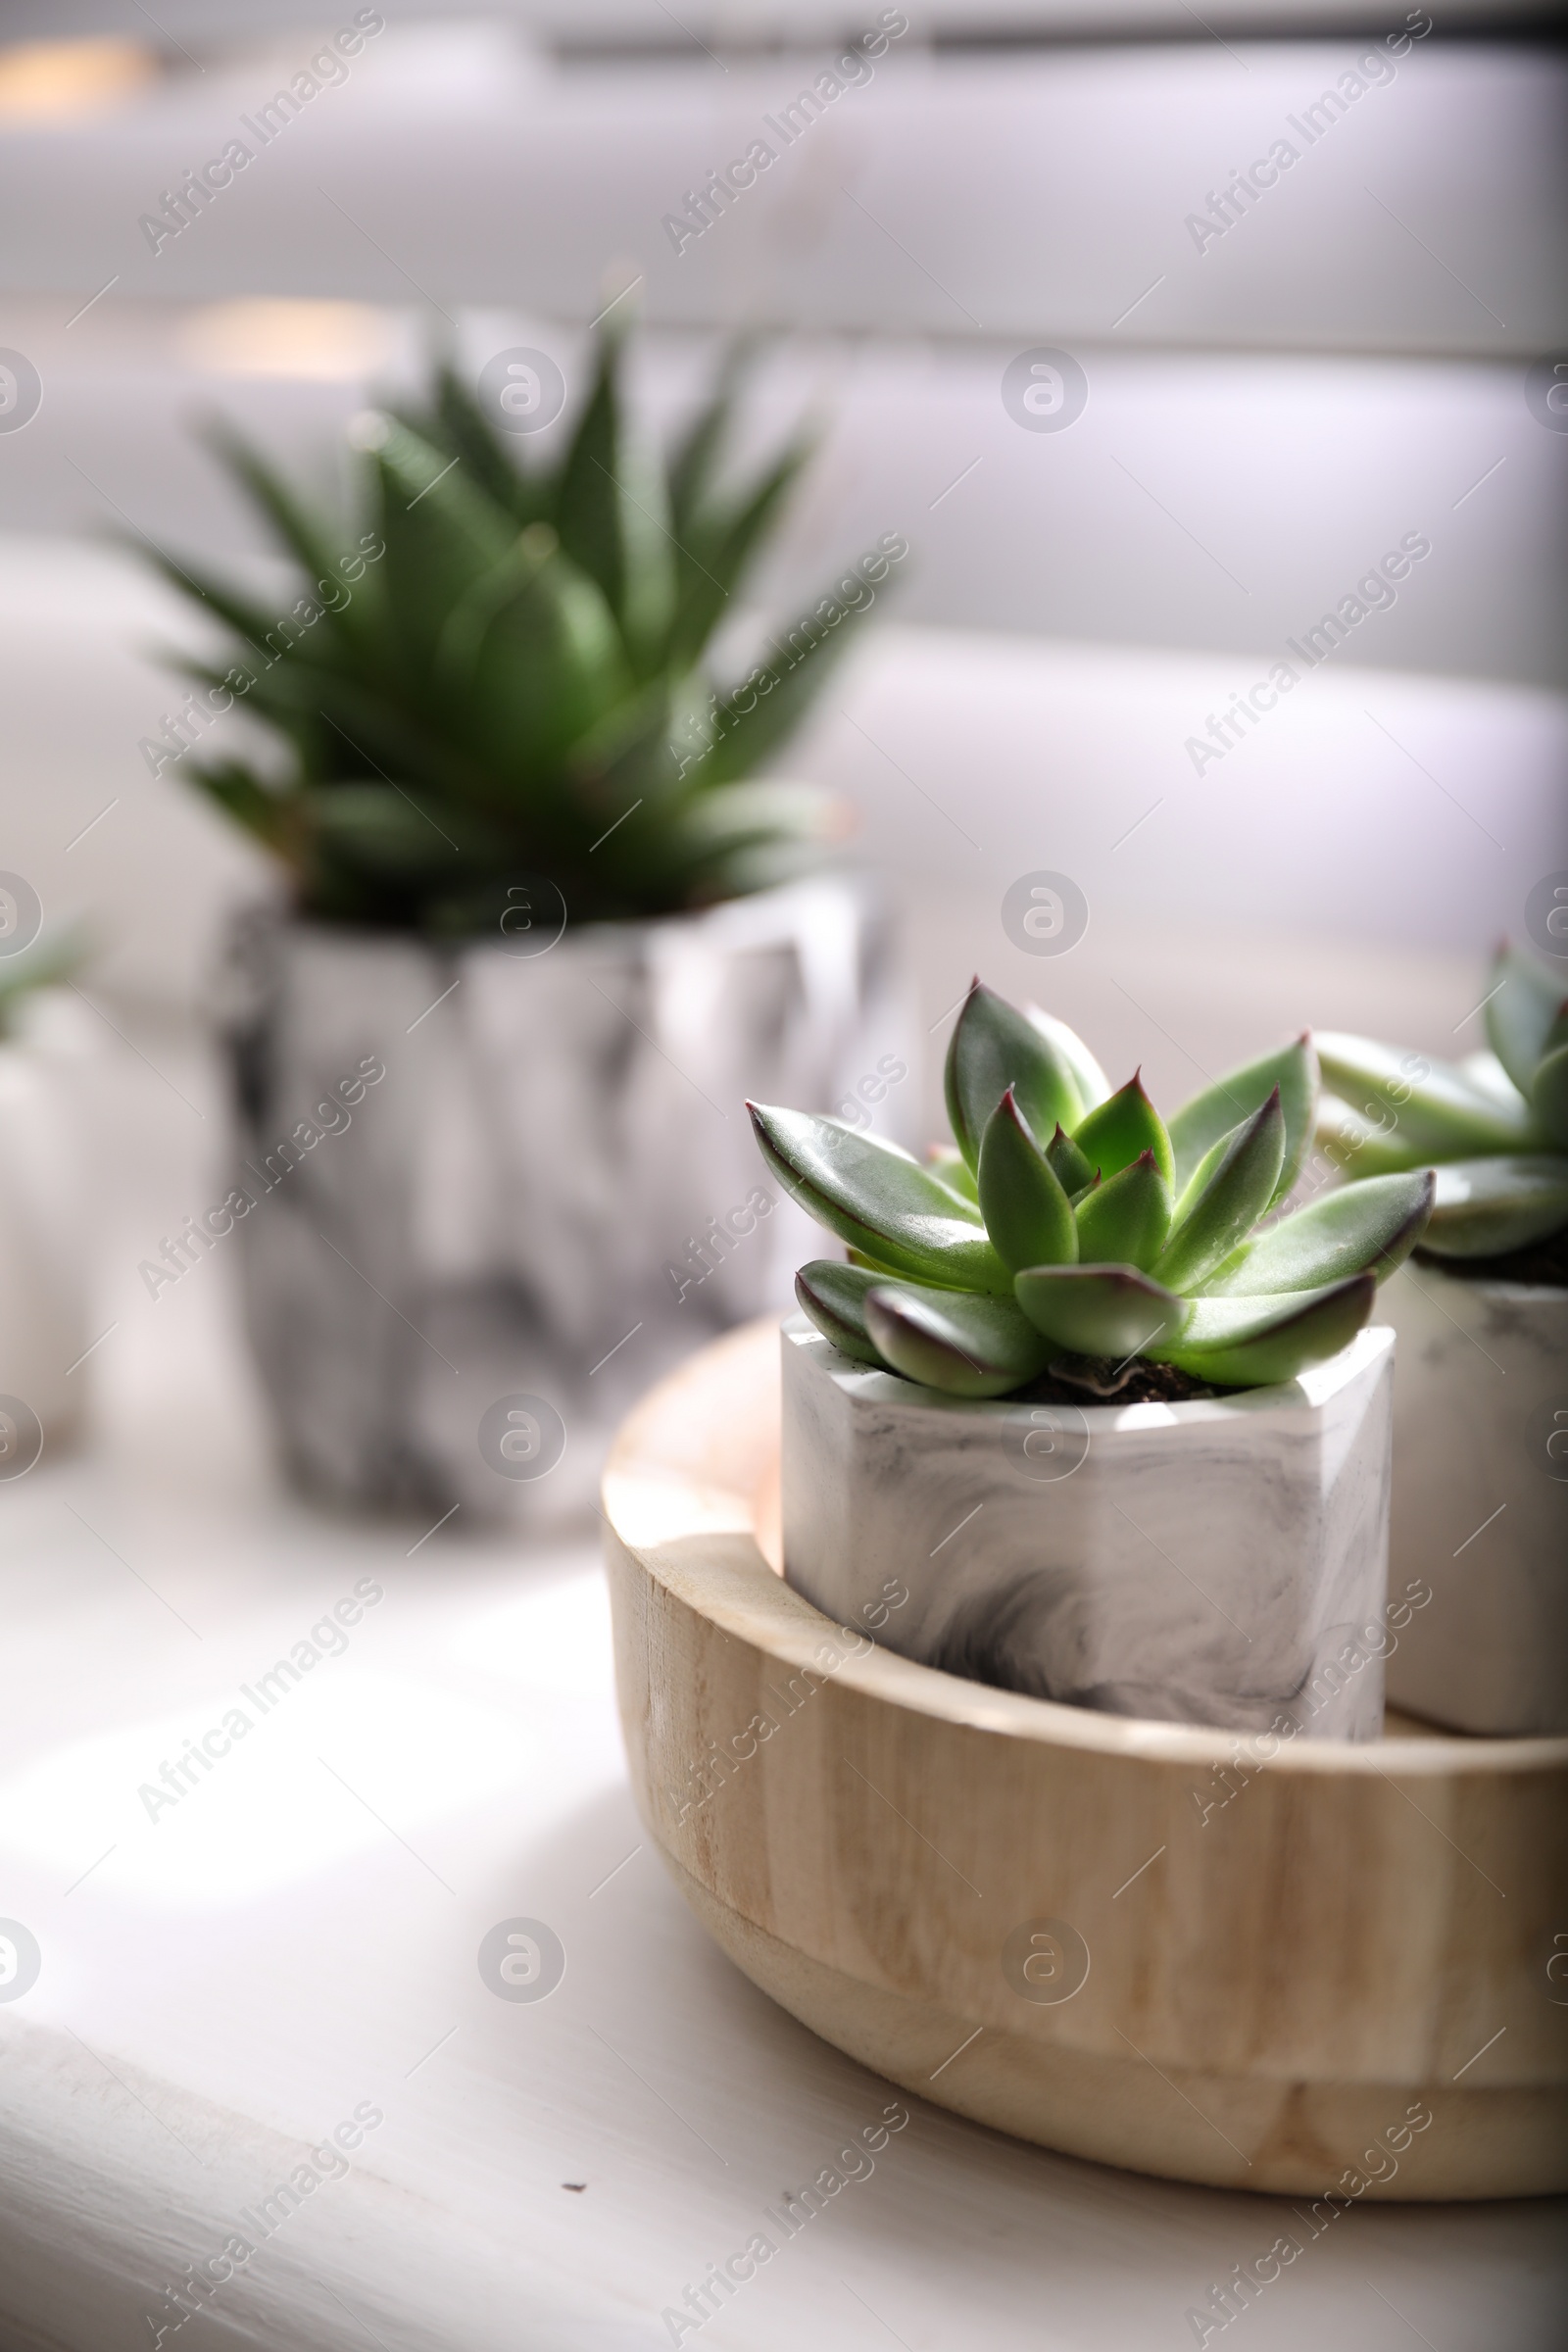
(1380, 1260), (1568, 1736)
(781, 1315), (1396, 1739)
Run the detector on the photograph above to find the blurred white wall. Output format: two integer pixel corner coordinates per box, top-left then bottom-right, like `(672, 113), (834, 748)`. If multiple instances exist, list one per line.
(0, 5), (1563, 1038)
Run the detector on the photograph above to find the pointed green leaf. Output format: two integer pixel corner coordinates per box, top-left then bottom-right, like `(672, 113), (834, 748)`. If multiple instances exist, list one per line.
(1071, 1073), (1174, 1190)
(1532, 1042), (1568, 1152)
(667, 435), (813, 669)
(1314, 1031), (1531, 1159)
(1208, 1169), (1433, 1295)
(1072, 1150), (1172, 1273)
(1152, 1276), (1375, 1388)
(1420, 1153), (1568, 1257)
(1168, 1036), (1317, 1204)
(553, 325), (673, 674)
(863, 1286), (1054, 1398)
(945, 982), (1087, 1172)
(1152, 1091), (1285, 1294)
(1026, 1008), (1109, 1116)
(977, 1089), (1078, 1274)
(748, 1102), (1011, 1294)
(794, 1261), (896, 1364)
(1045, 1122), (1094, 1196)
(435, 531), (628, 784)
(1012, 1264), (1189, 1359)
(1314, 1095), (1435, 1178)
(1485, 942), (1565, 1097)
(366, 418), (514, 676)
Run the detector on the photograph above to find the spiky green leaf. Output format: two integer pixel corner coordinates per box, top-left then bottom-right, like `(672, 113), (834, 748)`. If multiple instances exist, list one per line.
(1045, 1122), (1095, 1197)
(1167, 1036), (1317, 1204)
(976, 1090), (1078, 1274)
(1026, 1008), (1109, 1116)
(1012, 1264), (1189, 1359)
(748, 1102), (1010, 1294)
(1070, 1072), (1174, 1191)
(1152, 1091), (1286, 1294)
(1208, 1169), (1433, 1294)
(946, 982), (1087, 1172)
(794, 1261), (896, 1364)
(1073, 1149), (1172, 1273)
(1419, 1154), (1568, 1257)
(1151, 1276), (1375, 1387)
(1485, 942), (1565, 1099)
(1314, 1031), (1532, 1161)
(863, 1285), (1055, 1398)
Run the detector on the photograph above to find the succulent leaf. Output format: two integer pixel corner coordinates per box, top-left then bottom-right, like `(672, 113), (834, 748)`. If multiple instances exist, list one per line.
(863, 1285), (1056, 1398)
(1026, 1008), (1110, 1117)
(748, 1102), (1011, 1295)
(794, 1260), (902, 1363)
(1151, 1276), (1376, 1388)
(945, 982), (1087, 1171)
(1071, 1150), (1172, 1273)
(1070, 1072), (1174, 1190)
(1208, 1168), (1433, 1294)
(1152, 1090), (1286, 1294)
(1167, 1036), (1317, 1205)
(1012, 1264), (1189, 1359)
(1419, 1154), (1568, 1257)
(977, 1090), (1079, 1275)
(1045, 1122), (1095, 1196)
(1484, 942), (1565, 1098)
(1314, 1031), (1532, 1160)
(1531, 1042), (1568, 1152)
(552, 322), (674, 674)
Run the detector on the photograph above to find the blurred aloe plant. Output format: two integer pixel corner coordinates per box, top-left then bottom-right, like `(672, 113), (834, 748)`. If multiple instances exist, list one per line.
(1315, 941), (1568, 1261)
(750, 980), (1432, 1397)
(145, 326), (871, 932)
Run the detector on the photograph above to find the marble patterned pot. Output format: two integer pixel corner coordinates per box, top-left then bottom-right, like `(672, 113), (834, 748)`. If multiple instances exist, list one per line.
(781, 1316), (1396, 1738)
(1380, 1259), (1568, 1736)
(219, 881), (911, 1525)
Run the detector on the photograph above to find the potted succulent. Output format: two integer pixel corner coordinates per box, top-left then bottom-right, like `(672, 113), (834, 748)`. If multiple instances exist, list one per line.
(141, 325), (909, 1520)
(0, 922), (92, 1465)
(750, 981), (1432, 1737)
(1315, 940), (1568, 1734)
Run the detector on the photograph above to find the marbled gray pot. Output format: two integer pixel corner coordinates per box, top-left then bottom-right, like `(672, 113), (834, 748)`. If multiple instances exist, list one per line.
(1380, 1260), (1568, 1735)
(220, 882), (910, 1526)
(781, 1316), (1396, 1738)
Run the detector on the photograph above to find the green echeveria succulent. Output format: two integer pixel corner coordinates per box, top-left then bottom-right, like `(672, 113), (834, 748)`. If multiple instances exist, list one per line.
(1316, 941), (1568, 1259)
(749, 980), (1433, 1398)
(144, 324), (869, 933)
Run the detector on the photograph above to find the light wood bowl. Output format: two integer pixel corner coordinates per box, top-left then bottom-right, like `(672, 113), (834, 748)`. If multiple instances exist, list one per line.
(603, 1319), (1568, 2199)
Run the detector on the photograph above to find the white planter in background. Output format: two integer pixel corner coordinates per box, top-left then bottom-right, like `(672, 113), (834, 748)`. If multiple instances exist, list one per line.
(781, 1316), (1396, 1740)
(0, 1016), (91, 1458)
(1381, 1260), (1568, 1736)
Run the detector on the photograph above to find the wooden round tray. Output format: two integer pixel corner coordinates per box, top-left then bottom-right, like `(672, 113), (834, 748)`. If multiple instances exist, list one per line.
(602, 1319), (1568, 2200)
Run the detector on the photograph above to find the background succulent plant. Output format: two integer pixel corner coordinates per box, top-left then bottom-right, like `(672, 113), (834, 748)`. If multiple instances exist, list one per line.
(145, 325), (874, 933)
(750, 980), (1432, 1396)
(1316, 941), (1568, 1260)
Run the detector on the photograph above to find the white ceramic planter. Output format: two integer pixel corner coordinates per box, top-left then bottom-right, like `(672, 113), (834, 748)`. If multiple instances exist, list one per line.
(781, 1316), (1396, 1739)
(220, 880), (911, 1523)
(1380, 1259), (1568, 1735)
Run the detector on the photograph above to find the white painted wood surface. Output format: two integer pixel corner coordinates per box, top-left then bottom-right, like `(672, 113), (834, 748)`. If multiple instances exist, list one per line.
(2, 1127), (1566, 2351)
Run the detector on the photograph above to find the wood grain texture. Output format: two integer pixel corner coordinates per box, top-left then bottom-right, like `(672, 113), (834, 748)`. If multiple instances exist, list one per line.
(603, 1318), (1568, 2200)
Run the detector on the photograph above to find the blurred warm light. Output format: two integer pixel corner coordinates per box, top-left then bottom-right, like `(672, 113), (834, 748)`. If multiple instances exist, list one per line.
(0, 38), (157, 122)
(178, 299), (400, 380)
